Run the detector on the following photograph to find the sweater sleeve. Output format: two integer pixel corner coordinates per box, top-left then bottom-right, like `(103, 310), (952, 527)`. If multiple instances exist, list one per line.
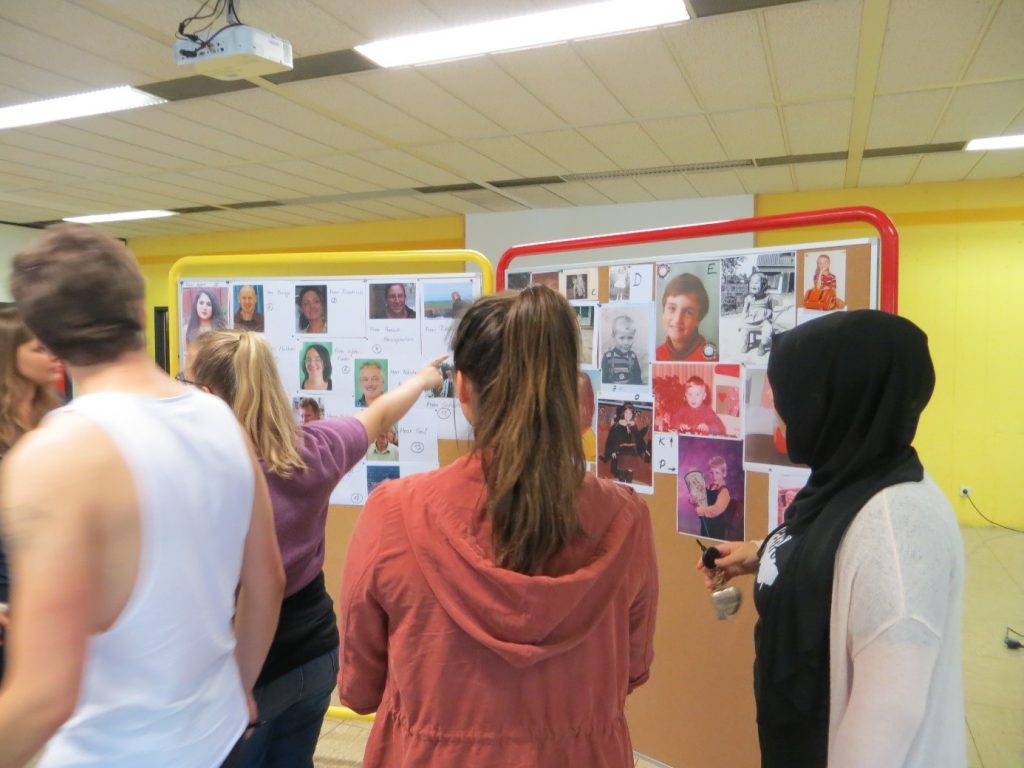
(337, 493), (389, 714)
(829, 487), (959, 767)
(306, 417), (369, 479)
(628, 497), (659, 693)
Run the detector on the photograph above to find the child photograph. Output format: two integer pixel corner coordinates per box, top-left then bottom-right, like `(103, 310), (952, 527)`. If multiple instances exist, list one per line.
(652, 362), (741, 438)
(654, 261), (720, 362)
(596, 399), (654, 491)
(676, 437), (744, 541)
(598, 304), (651, 387)
(718, 252), (796, 365)
(799, 249), (847, 321)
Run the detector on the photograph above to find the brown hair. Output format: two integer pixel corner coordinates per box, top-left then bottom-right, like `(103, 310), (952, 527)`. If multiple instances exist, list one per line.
(452, 285), (585, 574)
(0, 307), (59, 454)
(662, 273), (709, 319)
(10, 223), (146, 365)
(190, 330), (307, 477)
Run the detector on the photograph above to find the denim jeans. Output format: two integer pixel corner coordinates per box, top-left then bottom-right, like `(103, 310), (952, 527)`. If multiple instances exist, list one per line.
(239, 647), (339, 768)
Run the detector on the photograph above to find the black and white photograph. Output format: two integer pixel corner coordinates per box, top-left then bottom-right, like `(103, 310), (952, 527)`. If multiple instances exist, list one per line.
(718, 252), (796, 366)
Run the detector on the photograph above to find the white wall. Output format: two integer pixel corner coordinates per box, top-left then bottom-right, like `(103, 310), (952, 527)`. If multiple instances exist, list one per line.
(0, 223), (43, 302)
(465, 195), (756, 274)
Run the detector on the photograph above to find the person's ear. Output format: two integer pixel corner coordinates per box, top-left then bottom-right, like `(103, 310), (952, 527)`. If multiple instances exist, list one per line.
(455, 371), (471, 402)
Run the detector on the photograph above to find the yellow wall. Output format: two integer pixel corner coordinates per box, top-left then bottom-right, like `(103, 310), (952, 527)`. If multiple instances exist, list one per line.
(130, 215), (464, 361)
(756, 178), (1024, 528)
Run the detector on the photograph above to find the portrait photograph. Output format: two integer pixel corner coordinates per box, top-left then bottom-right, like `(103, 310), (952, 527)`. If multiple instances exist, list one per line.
(232, 283), (265, 332)
(598, 304), (651, 387)
(676, 436), (744, 541)
(369, 282), (418, 320)
(354, 358), (388, 407)
(654, 261), (720, 363)
(574, 305), (597, 368)
(652, 362), (741, 438)
(718, 252), (796, 366)
(293, 396), (326, 425)
(799, 248), (848, 321)
(506, 272), (530, 291)
(530, 271), (559, 291)
(295, 284), (328, 334)
(299, 342), (333, 392)
(596, 399), (654, 492)
(366, 429), (400, 462)
(182, 284), (229, 345)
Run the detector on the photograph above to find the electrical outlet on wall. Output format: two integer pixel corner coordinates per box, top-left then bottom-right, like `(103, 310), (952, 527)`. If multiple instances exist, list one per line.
(959, 485), (971, 497)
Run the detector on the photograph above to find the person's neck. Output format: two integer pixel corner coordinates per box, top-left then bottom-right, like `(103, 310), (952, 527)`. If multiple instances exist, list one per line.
(241, 310), (254, 320)
(385, 308), (406, 319)
(69, 351), (179, 397)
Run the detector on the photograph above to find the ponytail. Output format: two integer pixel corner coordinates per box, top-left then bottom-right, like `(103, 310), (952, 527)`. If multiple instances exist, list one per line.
(191, 329), (307, 477)
(452, 285), (585, 574)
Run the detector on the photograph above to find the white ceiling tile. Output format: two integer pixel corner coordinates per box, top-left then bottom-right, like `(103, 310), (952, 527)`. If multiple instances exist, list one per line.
(454, 188), (528, 213)
(584, 178), (656, 204)
(933, 81), (1024, 143)
(353, 149), (464, 186)
(258, 159), (383, 194)
(415, 143), (516, 180)
(329, 198), (417, 220)
(287, 76), (448, 145)
(578, 124), (672, 170)
(966, 149), (1024, 179)
(301, 202), (373, 223)
(663, 12), (775, 112)
(573, 29), (701, 120)
(188, 97), (338, 156)
(686, 170), (747, 197)
(375, 195), (456, 218)
(73, 116), (245, 168)
(212, 88), (382, 153)
(414, 192), (489, 214)
(420, 58), (565, 134)
(1, 130), (163, 177)
(542, 181), (612, 207)
(876, 0), (995, 91)
(713, 108), (788, 158)
(645, 116), (728, 165)
(911, 152), (982, 183)
(736, 165), (795, 194)
(20, 123), (191, 171)
(965, 0), (1024, 81)
(783, 100), (853, 155)
(764, 0), (861, 102)
(495, 185), (573, 209)
(466, 136), (569, 177)
(305, 0), (443, 39)
(148, 171), (252, 203)
(222, 164), (338, 198)
(493, 45), (632, 126)
(793, 160), (847, 190)
(633, 173), (699, 200)
(519, 130), (614, 174)
(350, 68), (505, 139)
(857, 155), (921, 187)
(867, 90), (952, 148)
(0, 52), (87, 99)
(313, 155), (425, 189)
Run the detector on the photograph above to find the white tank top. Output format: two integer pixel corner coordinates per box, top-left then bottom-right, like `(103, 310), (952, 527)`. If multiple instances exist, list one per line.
(39, 389), (254, 768)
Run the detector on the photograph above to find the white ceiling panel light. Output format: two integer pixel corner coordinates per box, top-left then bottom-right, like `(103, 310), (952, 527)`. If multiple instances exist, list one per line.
(355, 0), (690, 68)
(965, 134), (1024, 151)
(63, 210), (179, 224)
(0, 86), (166, 131)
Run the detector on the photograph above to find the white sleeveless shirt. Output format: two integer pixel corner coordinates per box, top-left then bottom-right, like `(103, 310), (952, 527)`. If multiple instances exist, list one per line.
(39, 389), (254, 768)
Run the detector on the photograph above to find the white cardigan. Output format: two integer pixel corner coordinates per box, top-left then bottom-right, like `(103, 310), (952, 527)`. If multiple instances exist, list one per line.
(827, 475), (966, 767)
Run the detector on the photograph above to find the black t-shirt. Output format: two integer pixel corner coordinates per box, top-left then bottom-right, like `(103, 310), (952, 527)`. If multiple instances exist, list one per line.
(256, 571), (338, 688)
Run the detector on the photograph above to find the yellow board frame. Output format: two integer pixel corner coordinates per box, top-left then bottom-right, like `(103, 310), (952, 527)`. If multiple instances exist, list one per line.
(168, 249), (494, 376)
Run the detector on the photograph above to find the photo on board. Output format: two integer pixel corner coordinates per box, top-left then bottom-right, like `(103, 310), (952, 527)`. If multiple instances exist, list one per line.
(652, 362), (741, 438)
(654, 261), (720, 362)
(366, 429), (400, 462)
(743, 368), (805, 472)
(296, 284), (328, 334)
(768, 467), (811, 529)
(354, 358), (388, 407)
(369, 282), (417, 320)
(718, 252), (796, 366)
(367, 464), (400, 494)
(596, 399), (654, 492)
(293, 395), (325, 424)
(574, 304), (597, 368)
(299, 342), (333, 392)
(506, 272), (530, 291)
(182, 285), (229, 344)
(798, 249), (848, 322)
(578, 369), (600, 466)
(598, 304), (651, 386)
(232, 283), (265, 332)
(560, 268), (598, 301)
(422, 280), (474, 319)
(676, 436), (745, 541)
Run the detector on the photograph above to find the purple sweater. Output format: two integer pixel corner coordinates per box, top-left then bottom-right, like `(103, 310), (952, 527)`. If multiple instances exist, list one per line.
(264, 417), (368, 597)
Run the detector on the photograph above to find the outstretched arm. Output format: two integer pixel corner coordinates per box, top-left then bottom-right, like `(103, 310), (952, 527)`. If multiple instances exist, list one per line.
(355, 357), (444, 439)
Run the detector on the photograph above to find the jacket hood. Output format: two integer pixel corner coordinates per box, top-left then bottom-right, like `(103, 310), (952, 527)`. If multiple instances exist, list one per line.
(402, 456), (647, 669)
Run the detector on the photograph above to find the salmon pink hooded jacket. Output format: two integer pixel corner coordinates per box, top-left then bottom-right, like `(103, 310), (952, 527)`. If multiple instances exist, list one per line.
(338, 455), (658, 767)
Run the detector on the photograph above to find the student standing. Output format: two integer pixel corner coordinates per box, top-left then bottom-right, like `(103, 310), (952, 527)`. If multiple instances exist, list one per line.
(338, 285), (658, 767)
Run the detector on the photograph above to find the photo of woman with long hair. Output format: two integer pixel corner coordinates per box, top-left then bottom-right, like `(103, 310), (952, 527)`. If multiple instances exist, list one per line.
(300, 344), (332, 391)
(184, 288), (228, 343)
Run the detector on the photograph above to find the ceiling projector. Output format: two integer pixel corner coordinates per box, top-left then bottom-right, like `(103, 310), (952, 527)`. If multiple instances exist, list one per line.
(174, 25), (293, 80)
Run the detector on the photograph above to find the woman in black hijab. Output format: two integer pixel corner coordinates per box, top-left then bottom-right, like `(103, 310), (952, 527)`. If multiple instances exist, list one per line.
(699, 310), (966, 768)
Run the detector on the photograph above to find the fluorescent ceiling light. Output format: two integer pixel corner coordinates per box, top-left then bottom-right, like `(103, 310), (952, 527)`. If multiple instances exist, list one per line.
(0, 86), (166, 131)
(63, 210), (179, 224)
(965, 134), (1024, 151)
(356, 0), (690, 67)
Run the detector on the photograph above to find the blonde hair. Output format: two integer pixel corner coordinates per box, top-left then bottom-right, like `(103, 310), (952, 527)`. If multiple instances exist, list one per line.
(0, 307), (59, 454)
(191, 329), (307, 477)
(452, 285), (585, 574)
